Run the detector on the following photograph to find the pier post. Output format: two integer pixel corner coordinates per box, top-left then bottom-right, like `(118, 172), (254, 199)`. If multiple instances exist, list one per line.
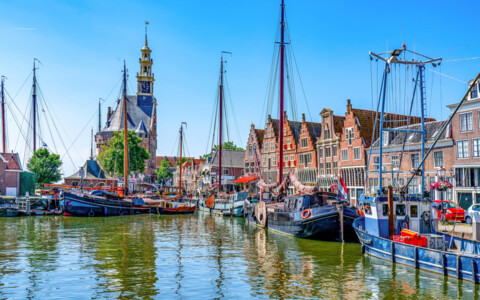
(26, 194), (30, 216)
(388, 186), (394, 238)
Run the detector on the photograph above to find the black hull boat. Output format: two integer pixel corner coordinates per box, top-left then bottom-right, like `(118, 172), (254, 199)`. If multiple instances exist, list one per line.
(244, 192), (359, 241)
(63, 191), (149, 217)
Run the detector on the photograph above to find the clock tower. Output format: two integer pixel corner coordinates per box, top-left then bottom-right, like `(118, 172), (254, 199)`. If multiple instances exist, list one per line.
(137, 21), (154, 95)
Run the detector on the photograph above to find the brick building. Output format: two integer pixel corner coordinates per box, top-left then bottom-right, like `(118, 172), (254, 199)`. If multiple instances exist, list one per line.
(366, 120), (454, 200)
(201, 150), (244, 189)
(96, 28), (157, 182)
(317, 108), (345, 191)
(261, 115), (280, 184)
(244, 123), (264, 177)
(64, 158), (118, 188)
(0, 153), (22, 196)
(448, 78), (480, 208)
(296, 114), (322, 186)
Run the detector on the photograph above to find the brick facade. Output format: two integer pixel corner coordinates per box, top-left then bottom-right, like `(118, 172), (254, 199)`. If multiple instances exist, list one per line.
(244, 124), (264, 177)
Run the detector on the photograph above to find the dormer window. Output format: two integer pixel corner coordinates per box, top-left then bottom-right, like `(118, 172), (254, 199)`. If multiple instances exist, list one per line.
(471, 84), (478, 99)
(382, 131), (389, 146)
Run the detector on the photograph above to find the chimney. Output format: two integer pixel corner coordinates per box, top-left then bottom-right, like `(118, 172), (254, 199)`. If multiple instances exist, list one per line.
(251, 122), (255, 129)
(302, 113), (306, 122)
(283, 111), (287, 122)
(347, 99), (352, 113)
(107, 106), (112, 120)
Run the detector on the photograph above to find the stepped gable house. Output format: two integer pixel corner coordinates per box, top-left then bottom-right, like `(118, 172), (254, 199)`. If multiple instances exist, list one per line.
(339, 99), (434, 205)
(244, 123), (264, 177)
(261, 115), (280, 184)
(96, 29), (157, 182)
(296, 114), (322, 186)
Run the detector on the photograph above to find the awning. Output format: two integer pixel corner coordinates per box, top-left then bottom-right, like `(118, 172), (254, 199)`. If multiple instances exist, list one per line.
(232, 176), (258, 183)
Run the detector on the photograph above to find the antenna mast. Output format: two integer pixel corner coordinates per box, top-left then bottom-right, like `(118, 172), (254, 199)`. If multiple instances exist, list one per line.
(1, 76), (6, 153)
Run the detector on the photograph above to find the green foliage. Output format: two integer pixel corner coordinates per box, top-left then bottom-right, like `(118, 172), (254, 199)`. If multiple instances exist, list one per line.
(27, 148), (62, 187)
(98, 130), (150, 176)
(156, 160), (173, 183)
(176, 157), (187, 166)
(202, 141), (244, 159)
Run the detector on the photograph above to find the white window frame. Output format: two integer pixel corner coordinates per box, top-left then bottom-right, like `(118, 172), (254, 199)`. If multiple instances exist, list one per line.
(410, 153), (420, 169)
(433, 151), (444, 168)
(353, 147), (361, 160)
(457, 140), (470, 159)
(301, 138), (308, 148)
(460, 112), (473, 132)
(341, 149), (348, 161)
(474, 139), (480, 158)
(391, 155), (399, 170)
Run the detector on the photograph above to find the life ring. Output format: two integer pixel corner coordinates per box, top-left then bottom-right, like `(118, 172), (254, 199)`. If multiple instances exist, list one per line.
(54, 193), (60, 201)
(301, 209), (311, 219)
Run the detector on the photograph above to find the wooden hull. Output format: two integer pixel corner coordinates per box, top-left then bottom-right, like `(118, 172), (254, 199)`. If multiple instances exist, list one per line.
(354, 217), (480, 283)
(0, 207), (20, 217)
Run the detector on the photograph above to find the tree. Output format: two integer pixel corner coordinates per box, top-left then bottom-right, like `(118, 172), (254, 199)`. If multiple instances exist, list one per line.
(98, 130), (150, 176)
(176, 157), (187, 166)
(156, 159), (173, 183)
(27, 148), (62, 187)
(202, 141), (244, 159)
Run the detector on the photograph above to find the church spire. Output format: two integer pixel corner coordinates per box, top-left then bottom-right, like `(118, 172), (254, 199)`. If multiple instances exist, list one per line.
(137, 21), (154, 95)
(144, 21), (149, 47)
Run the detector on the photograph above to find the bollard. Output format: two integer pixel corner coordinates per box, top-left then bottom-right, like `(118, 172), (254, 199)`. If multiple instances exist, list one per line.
(473, 212), (480, 242)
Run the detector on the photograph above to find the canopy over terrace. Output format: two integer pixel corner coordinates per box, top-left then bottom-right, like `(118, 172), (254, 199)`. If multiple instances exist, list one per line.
(232, 176), (258, 184)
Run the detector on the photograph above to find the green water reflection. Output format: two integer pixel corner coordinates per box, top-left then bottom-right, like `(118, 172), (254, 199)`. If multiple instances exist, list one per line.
(0, 214), (478, 299)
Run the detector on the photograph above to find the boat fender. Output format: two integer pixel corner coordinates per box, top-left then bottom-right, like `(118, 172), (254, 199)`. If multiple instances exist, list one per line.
(421, 211), (430, 222)
(301, 209), (311, 219)
(54, 193), (60, 201)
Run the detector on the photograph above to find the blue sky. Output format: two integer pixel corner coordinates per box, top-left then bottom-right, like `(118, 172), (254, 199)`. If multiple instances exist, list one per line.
(1, 0), (479, 175)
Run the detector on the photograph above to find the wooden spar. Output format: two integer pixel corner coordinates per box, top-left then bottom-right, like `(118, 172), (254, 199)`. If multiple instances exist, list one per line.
(32, 60), (37, 152)
(218, 56), (224, 193)
(388, 186), (394, 239)
(1, 76), (5, 153)
(278, 0), (285, 185)
(122, 61), (129, 195)
(178, 124), (183, 196)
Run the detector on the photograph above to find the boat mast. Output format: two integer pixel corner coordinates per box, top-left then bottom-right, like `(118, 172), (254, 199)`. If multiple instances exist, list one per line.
(32, 59), (38, 152)
(218, 54), (224, 193)
(278, 0), (285, 185)
(1, 76), (6, 153)
(179, 123), (183, 195)
(122, 61), (129, 195)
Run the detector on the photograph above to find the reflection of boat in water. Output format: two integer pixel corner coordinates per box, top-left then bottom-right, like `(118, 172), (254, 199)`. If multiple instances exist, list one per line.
(0, 204), (20, 217)
(245, 191), (358, 241)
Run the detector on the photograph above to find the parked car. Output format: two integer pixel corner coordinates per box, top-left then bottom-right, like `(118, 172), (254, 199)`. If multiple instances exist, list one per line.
(432, 200), (465, 222)
(464, 204), (480, 225)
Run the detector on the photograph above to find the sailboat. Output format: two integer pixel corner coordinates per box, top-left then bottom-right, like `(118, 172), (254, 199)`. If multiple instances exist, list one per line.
(196, 52), (250, 217)
(243, 0), (358, 241)
(62, 62), (150, 217)
(353, 47), (480, 283)
(143, 122), (196, 215)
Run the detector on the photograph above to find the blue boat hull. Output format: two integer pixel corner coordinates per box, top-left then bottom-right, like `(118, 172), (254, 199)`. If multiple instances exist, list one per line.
(354, 217), (480, 283)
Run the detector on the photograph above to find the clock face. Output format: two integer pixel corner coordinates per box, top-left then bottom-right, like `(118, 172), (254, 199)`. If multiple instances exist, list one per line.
(140, 81), (151, 93)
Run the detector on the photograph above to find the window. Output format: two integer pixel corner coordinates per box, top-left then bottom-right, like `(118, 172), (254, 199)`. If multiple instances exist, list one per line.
(223, 169), (229, 175)
(410, 153), (420, 169)
(253, 145), (256, 155)
(301, 138), (308, 148)
(341, 149), (348, 161)
(460, 113), (473, 132)
(270, 142), (275, 152)
(284, 155), (289, 162)
(272, 155), (277, 166)
(324, 126), (331, 140)
(299, 153), (312, 166)
(262, 158), (266, 168)
(319, 148), (323, 158)
(474, 139), (480, 158)
(391, 155), (399, 170)
(332, 145), (338, 157)
(382, 131), (390, 146)
(354, 147), (361, 160)
(333, 162), (338, 175)
(290, 155), (294, 161)
(457, 140), (469, 158)
(319, 163), (324, 175)
(346, 128), (354, 145)
(373, 156), (379, 171)
(471, 84), (478, 99)
(325, 147), (331, 158)
(284, 127), (287, 135)
(248, 146), (252, 156)
(433, 151), (444, 168)
(326, 163), (331, 175)
(245, 163), (249, 173)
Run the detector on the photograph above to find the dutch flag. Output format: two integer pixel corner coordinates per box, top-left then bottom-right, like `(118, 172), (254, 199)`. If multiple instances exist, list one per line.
(338, 176), (349, 200)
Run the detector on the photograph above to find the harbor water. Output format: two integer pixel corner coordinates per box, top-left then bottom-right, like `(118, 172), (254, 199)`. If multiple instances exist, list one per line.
(0, 213), (478, 299)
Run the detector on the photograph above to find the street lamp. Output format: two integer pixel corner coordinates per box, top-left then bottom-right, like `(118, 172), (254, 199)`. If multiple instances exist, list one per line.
(437, 166), (446, 180)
